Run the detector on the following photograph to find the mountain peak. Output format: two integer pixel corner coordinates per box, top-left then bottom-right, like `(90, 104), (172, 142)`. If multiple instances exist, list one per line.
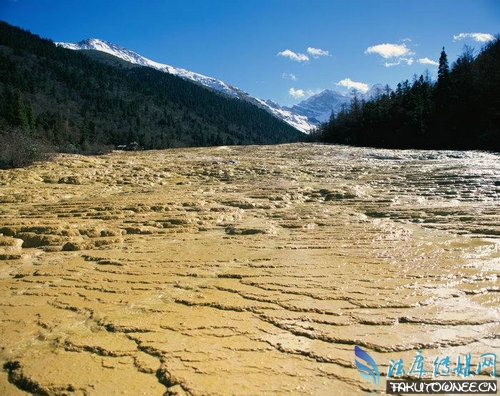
(288, 89), (350, 124)
(57, 38), (169, 71)
(76, 38), (124, 51)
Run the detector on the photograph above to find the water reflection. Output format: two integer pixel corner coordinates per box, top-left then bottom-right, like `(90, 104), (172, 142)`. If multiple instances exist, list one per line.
(308, 145), (499, 238)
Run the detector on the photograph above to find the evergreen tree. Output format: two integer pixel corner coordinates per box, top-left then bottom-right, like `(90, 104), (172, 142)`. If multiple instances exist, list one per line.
(437, 47), (449, 83)
(314, 39), (500, 151)
(433, 47), (452, 146)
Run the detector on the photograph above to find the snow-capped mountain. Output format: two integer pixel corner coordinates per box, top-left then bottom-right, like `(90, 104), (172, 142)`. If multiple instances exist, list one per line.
(287, 90), (351, 125)
(57, 39), (314, 132)
(287, 85), (387, 126)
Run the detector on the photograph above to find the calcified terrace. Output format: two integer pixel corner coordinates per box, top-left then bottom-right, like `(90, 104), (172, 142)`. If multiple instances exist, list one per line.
(0, 143), (498, 395)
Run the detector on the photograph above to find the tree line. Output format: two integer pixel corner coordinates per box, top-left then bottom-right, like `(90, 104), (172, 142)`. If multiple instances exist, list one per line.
(311, 38), (500, 152)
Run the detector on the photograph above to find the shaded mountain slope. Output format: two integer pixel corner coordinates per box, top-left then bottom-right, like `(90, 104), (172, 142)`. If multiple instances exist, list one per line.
(0, 21), (305, 160)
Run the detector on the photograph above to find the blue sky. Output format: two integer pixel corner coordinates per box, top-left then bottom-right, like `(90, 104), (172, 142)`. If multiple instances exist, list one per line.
(1, 0), (499, 106)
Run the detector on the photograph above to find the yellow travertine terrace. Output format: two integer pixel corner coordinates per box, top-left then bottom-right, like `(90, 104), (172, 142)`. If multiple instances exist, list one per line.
(0, 144), (498, 395)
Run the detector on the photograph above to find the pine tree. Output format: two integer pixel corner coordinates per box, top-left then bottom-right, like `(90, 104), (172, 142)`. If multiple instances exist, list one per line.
(437, 47), (449, 83)
(433, 47), (452, 146)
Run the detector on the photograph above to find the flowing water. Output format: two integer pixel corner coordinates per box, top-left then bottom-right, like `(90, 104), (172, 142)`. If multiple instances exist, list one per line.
(0, 143), (498, 395)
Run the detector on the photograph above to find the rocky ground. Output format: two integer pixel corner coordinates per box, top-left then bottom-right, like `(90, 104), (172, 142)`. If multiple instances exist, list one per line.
(0, 143), (498, 395)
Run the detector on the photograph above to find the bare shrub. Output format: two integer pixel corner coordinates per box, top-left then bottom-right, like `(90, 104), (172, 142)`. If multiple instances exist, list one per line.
(0, 128), (54, 169)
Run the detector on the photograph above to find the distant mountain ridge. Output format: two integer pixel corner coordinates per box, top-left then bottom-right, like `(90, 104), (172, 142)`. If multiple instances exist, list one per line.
(57, 39), (315, 132)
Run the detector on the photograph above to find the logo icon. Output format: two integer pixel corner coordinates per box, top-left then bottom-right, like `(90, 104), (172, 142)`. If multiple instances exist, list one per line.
(355, 346), (381, 389)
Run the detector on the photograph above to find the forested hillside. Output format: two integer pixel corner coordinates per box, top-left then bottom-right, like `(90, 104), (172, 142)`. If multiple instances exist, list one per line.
(0, 21), (304, 167)
(312, 38), (500, 151)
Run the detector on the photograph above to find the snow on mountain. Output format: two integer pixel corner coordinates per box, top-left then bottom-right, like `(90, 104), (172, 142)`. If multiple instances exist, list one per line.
(56, 39), (315, 132)
(362, 83), (388, 100)
(255, 99), (315, 133)
(57, 39), (240, 98)
(287, 84), (389, 126)
(287, 89), (350, 125)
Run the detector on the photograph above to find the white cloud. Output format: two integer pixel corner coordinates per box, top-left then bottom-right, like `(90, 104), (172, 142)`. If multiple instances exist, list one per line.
(307, 47), (330, 58)
(277, 49), (309, 62)
(282, 72), (297, 81)
(384, 57), (414, 67)
(418, 57), (439, 66)
(365, 42), (415, 67)
(365, 43), (412, 59)
(453, 32), (494, 42)
(336, 78), (369, 93)
(289, 88), (305, 98)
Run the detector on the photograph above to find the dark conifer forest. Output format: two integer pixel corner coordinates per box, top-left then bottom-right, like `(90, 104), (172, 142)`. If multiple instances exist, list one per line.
(311, 38), (500, 152)
(0, 22), (304, 168)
